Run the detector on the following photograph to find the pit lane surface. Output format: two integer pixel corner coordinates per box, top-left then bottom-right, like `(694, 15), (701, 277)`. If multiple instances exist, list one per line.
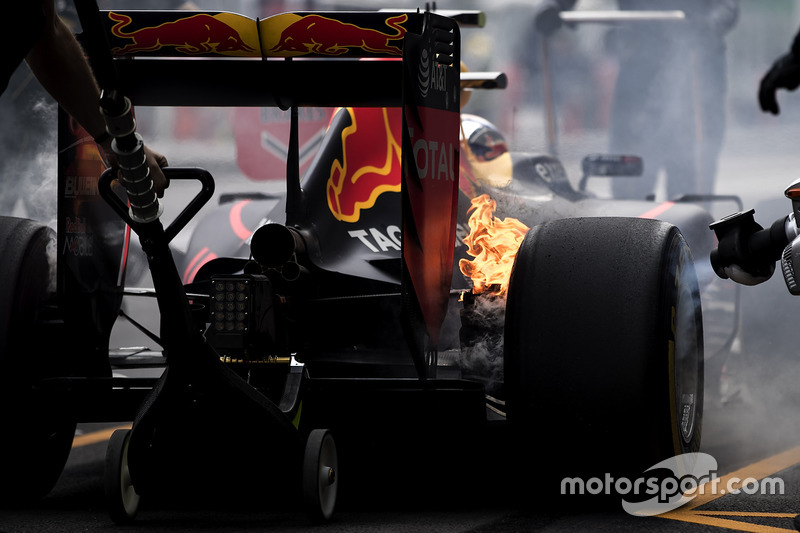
(5, 395), (800, 533)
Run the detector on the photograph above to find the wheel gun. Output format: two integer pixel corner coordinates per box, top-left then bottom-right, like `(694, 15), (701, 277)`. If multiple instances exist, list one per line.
(710, 179), (800, 293)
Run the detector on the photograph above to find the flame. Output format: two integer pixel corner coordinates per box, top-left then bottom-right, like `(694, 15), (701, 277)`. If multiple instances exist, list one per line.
(459, 194), (530, 296)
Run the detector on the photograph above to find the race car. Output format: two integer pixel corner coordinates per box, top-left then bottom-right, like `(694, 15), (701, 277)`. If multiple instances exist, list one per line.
(0, 2), (728, 523)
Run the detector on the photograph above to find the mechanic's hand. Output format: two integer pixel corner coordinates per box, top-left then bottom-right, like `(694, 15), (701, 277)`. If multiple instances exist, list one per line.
(99, 141), (170, 198)
(759, 52), (800, 115)
(144, 145), (169, 198)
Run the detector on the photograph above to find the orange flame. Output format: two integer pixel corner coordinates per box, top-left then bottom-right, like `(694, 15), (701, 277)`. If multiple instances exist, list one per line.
(459, 194), (530, 296)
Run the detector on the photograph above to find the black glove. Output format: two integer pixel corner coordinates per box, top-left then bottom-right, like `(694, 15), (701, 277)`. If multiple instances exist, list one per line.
(759, 52), (800, 115)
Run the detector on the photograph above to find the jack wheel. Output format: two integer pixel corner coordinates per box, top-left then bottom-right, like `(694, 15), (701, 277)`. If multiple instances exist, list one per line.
(105, 429), (140, 524)
(302, 429), (338, 523)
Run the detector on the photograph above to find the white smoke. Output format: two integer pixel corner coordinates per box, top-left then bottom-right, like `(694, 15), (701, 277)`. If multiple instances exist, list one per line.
(19, 98), (58, 228)
(0, 65), (58, 229)
(459, 293), (507, 392)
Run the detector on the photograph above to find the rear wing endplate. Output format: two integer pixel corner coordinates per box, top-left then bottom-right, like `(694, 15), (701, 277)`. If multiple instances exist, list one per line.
(400, 12), (461, 377)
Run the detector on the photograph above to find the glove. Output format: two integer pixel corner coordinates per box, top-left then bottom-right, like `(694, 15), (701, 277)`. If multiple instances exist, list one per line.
(758, 52), (800, 115)
(721, 263), (773, 286)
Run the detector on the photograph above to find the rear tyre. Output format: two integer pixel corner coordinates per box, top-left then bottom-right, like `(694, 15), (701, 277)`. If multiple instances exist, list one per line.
(505, 217), (703, 485)
(0, 216), (75, 504)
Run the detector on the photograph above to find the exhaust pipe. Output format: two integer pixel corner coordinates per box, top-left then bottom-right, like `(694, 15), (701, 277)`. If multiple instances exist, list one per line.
(250, 223), (307, 281)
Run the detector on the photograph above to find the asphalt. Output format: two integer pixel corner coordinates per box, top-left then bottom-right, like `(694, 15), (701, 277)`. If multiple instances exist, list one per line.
(3, 380), (800, 533)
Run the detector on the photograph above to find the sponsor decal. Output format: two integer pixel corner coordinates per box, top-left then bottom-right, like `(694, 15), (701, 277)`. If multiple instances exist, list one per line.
(108, 12), (258, 56)
(264, 13), (408, 57)
(327, 107), (402, 223)
(63, 217), (93, 257)
(348, 226), (402, 252)
(63, 175), (100, 198)
(417, 49), (448, 99)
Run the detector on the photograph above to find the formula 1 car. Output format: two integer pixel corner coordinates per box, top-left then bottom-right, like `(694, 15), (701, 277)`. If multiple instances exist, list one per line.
(0, 2), (732, 523)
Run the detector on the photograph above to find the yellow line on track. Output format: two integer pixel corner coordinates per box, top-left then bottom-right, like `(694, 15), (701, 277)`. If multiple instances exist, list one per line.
(660, 511), (794, 533)
(692, 512), (797, 518)
(658, 445), (800, 532)
(686, 445), (800, 511)
(71, 424), (132, 448)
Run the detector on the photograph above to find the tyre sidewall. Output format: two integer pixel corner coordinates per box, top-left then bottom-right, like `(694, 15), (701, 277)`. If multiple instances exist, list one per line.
(504, 218), (703, 485)
(0, 216), (75, 504)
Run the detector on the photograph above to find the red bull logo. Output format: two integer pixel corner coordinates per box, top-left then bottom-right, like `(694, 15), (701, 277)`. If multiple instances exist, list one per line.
(108, 12), (258, 56)
(263, 14), (408, 57)
(327, 107), (402, 222)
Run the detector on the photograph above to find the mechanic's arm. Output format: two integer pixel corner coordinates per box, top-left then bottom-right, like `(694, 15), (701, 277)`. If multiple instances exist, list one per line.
(758, 25), (800, 115)
(25, 2), (169, 196)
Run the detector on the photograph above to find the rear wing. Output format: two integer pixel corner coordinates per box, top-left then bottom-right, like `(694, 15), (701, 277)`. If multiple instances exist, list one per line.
(74, 7), (463, 108)
(70, 2), (465, 376)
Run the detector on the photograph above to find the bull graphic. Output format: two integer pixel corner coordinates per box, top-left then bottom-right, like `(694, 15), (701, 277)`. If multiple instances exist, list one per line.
(108, 12), (256, 55)
(327, 107), (402, 222)
(270, 14), (408, 56)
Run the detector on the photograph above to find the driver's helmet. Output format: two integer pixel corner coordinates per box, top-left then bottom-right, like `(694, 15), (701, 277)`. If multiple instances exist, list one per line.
(460, 114), (513, 189)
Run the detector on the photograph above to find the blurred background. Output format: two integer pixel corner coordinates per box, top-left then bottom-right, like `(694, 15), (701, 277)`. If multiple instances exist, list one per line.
(6, 0), (800, 217)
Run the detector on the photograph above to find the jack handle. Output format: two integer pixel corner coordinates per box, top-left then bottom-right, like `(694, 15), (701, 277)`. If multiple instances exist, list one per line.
(98, 89), (161, 224)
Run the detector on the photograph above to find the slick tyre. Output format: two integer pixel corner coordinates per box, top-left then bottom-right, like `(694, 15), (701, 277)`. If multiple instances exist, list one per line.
(504, 217), (703, 484)
(0, 216), (75, 505)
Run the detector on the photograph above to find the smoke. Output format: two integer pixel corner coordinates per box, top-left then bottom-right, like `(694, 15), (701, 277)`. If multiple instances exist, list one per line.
(21, 141), (58, 228)
(25, 98), (59, 224)
(0, 66), (58, 228)
(459, 293), (507, 394)
(45, 230), (58, 295)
